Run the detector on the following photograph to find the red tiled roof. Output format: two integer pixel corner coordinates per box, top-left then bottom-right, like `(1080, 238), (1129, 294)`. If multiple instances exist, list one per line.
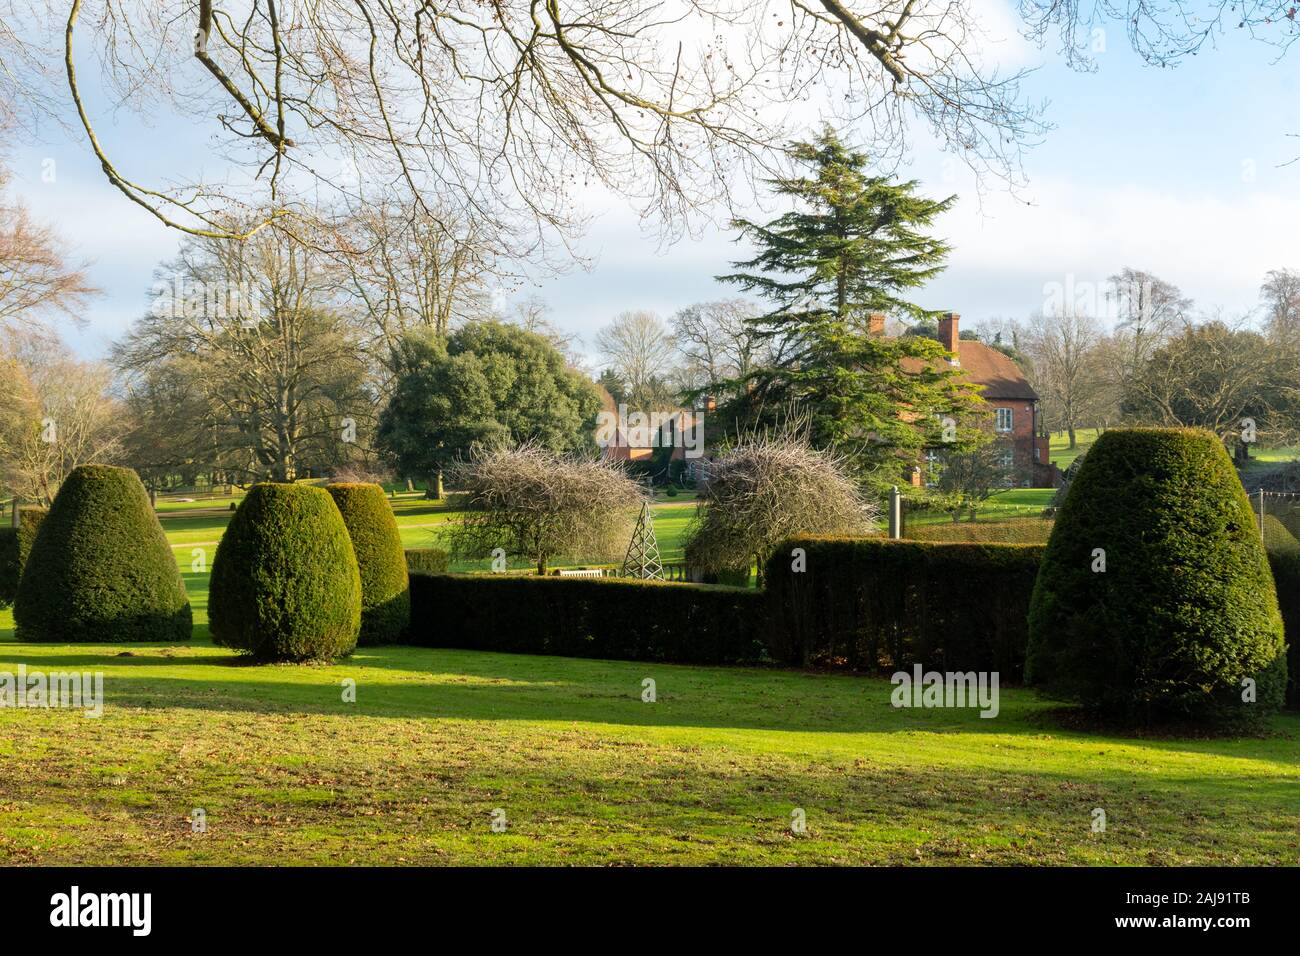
(952, 340), (1038, 401)
(900, 339), (1037, 401)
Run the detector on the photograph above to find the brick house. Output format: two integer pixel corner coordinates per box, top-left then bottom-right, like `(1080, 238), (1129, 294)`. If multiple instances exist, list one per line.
(890, 312), (1057, 489)
(594, 384), (706, 465)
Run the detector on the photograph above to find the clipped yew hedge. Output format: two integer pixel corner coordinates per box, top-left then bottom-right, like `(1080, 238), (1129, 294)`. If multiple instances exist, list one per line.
(407, 573), (766, 664)
(764, 536), (1043, 677)
(1027, 428), (1286, 725)
(906, 519), (1054, 544)
(327, 482), (410, 645)
(210, 483), (360, 662)
(14, 465), (191, 643)
(0, 507), (46, 607)
(1262, 514), (1300, 709)
(405, 548), (450, 575)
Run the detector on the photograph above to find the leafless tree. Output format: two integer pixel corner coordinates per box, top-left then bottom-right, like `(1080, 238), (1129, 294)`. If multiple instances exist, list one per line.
(934, 425), (1014, 521)
(335, 199), (513, 364)
(0, 331), (124, 504)
(1121, 318), (1300, 451)
(1019, 1), (1300, 71)
(1261, 268), (1300, 343)
(113, 230), (372, 482)
(0, 3), (57, 136)
(0, 165), (96, 332)
(595, 310), (678, 409)
(1022, 307), (1105, 449)
(671, 298), (770, 396)
(1106, 267), (1190, 381)
(448, 443), (646, 574)
(505, 294), (584, 367)
(683, 424), (877, 580)
(18, 1), (1046, 247)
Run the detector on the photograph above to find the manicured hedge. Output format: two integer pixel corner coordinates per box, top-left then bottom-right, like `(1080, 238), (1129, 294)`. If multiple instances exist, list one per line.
(764, 536), (1043, 678)
(1027, 428), (1286, 726)
(14, 465), (191, 643)
(405, 548), (450, 575)
(0, 507), (46, 607)
(906, 519), (1054, 544)
(327, 482), (410, 645)
(1262, 514), (1300, 709)
(210, 483), (361, 662)
(408, 573), (767, 664)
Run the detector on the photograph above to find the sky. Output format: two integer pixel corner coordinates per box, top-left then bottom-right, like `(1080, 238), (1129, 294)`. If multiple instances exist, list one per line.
(6, 3), (1300, 366)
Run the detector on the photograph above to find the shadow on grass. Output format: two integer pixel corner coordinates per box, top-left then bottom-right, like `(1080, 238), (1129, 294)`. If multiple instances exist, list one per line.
(1, 639), (1297, 762)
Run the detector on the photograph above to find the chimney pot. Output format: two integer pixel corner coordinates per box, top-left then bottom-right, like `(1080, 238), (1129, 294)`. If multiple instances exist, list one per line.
(938, 312), (960, 360)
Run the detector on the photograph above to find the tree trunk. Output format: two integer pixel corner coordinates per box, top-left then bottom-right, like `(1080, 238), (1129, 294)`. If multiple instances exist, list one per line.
(1068, 425), (1077, 449)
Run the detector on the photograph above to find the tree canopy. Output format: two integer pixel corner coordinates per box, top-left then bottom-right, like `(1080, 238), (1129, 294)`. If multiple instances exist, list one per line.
(716, 128), (984, 484)
(377, 322), (602, 488)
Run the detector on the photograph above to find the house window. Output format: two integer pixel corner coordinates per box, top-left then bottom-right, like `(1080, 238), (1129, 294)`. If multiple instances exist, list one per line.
(999, 447), (1015, 469)
(996, 407), (1014, 432)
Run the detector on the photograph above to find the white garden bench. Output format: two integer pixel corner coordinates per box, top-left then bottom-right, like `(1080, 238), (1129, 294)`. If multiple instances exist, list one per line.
(556, 568), (607, 578)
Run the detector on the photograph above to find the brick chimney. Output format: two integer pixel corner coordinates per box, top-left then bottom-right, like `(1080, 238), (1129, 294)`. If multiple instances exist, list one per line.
(938, 312), (959, 363)
(867, 312), (886, 336)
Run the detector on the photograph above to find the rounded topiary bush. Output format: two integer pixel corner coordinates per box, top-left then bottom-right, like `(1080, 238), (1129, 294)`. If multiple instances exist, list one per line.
(327, 482), (410, 645)
(1026, 427), (1286, 726)
(14, 466), (191, 642)
(1261, 514), (1300, 710)
(0, 507), (46, 608)
(210, 483), (361, 662)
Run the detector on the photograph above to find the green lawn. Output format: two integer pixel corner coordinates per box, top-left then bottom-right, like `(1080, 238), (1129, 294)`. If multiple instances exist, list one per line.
(158, 492), (699, 574)
(1049, 428), (1100, 470)
(2, 489), (1298, 865)
(0, 625), (1296, 864)
(904, 488), (1055, 529)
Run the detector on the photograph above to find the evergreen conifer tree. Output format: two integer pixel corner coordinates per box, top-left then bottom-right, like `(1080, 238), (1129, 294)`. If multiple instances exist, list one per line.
(717, 127), (984, 484)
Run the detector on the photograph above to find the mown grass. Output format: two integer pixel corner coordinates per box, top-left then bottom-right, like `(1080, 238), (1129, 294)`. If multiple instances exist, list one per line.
(158, 492), (698, 574)
(1050, 428), (1100, 469)
(0, 626), (1296, 865)
(2, 483), (1298, 865)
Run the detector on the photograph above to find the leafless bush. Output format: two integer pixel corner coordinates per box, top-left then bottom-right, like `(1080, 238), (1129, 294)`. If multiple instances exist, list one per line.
(685, 429), (878, 579)
(448, 444), (646, 574)
(331, 464), (393, 487)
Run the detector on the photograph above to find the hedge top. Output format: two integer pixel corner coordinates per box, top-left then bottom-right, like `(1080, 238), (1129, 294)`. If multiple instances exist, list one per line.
(1026, 426), (1286, 722)
(13, 464), (191, 642)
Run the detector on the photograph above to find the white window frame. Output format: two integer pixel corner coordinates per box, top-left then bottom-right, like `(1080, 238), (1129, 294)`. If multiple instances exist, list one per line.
(995, 407), (1014, 432)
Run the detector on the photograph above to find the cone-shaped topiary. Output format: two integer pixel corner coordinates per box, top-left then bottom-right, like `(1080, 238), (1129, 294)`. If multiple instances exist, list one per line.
(327, 482), (410, 644)
(1261, 514), (1300, 709)
(1026, 427), (1287, 726)
(210, 482), (360, 661)
(14, 466), (191, 642)
(0, 507), (46, 608)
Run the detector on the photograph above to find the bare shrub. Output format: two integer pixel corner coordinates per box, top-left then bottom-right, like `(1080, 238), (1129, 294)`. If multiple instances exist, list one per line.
(685, 430), (878, 580)
(449, 444), (646, 575)
(331, 464), (394, 487)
